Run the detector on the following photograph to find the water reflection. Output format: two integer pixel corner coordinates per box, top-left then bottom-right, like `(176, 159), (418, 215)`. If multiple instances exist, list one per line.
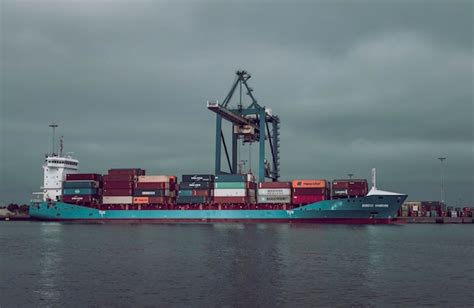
(36, 223), (64, 305)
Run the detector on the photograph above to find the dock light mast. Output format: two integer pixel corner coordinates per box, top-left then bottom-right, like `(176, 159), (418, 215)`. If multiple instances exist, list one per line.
(208, 70), (281, 182)
(438, 157), (446, 205)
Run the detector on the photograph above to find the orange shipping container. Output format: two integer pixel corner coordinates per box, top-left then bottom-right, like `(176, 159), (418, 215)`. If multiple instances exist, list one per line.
(292, 179), (327, 188)
(133, 197), (149, 204)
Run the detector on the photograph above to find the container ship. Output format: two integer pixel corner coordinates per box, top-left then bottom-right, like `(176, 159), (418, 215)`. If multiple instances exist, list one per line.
(29, 71), (407, 223)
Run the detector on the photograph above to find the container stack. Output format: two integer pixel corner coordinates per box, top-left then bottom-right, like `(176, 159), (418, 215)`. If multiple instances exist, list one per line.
(331, 179), (368, 199)
(292, 180), (329, 205)
(214, 174), (256, 204)
(177, 174), (214, 204)
(134, 175), (177, 205)
(103, 168), (144, 205)
(257, 182), (292, 204)
(63, 173), (102, 205)
(421, 201), (444, 217)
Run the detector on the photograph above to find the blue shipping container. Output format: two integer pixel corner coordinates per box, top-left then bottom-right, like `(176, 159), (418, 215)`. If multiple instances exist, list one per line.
(178, 190), (193, 197)
(176, 196), (210, 204)
(215, 174), (247, 182)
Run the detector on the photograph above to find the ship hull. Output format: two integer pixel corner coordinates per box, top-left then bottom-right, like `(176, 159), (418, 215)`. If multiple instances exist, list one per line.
(30, 194), (407, 224)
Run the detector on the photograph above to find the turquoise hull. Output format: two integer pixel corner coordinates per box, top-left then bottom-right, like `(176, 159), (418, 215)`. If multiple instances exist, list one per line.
(30, 194), (407, 224)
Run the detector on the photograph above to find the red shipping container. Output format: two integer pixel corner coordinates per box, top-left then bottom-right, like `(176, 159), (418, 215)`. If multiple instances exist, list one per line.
(193, 190), (212, 197)
(247, 182), (257, 189)
(332, 180), (367, 190)
(103, 181), (134, 189)
(332, 181), (349, 189)
(293, 188), (326, 195)
(134, 182), (169, 190)
(63, 195), (97, 203)
(103, 189), (133, 196)
(103, 174), (135, 182)
(108, 169), (145, 176)
(292, 195), (327, 204)
(66, 173), (102, 181)
(348, 188), (367, 196)
(348, 182), (368, 189)
(213, 197), (251, 204)
(258, 181), (292, 189)
(148, 197), (175, 204)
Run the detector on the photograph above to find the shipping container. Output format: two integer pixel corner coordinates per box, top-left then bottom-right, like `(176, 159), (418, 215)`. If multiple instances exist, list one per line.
(63, 188), (98, 195)
(258, 182), (292, 189)
(332, 189), (348, 196)
(134, 182), (169, 190)
(179, 190), (213, 197)
(103, 189), (133, 196)
(292, 195), (327, 204)
(103, 174), (135, 182)
(215, 182), (257, 189)
(63, 181), (100, 189)
(292, 188), (326, 195)
(215, 174), (248, 182)
(176, 196), (211, 204)
(108, 168), (145, 176)
(66, 173), (102, 181)
(215, 182), (246, 189)
(179, 182), (214, 189)
(133, 197), (149, 204)
(63, 195), (97, 203)
(179, 190), (193, 197)
(332, 179), (368, 190)
(292, 179), (327, 188)
(182, 174), (215, 182)
(348, 188), (368, 196)
(257, 195), (292, 204)
(148, 197), (175, 204)
(103, 181), (134, 189)
(213, 196), (255, 204)
(214, 189), (248, 197)
(138, 175), (174, 183)
(258, 188), (291, 196)
(193, 189), (213, 197)
(133, 189), (169, 197)
(102, 196), (133, 204)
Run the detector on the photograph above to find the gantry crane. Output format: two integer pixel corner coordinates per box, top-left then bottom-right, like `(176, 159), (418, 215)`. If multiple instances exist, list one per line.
(207, 70), (280, 182)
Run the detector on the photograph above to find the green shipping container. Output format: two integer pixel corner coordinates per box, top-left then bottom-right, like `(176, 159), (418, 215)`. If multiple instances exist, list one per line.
(63, 188), (97, 195)
(214, 182), (246, 189)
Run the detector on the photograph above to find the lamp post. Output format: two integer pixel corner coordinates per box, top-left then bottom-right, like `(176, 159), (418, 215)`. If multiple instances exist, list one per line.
(438, 157), (446, 205)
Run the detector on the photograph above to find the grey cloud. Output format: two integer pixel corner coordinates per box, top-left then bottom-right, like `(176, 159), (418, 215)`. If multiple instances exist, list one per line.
(1, 0), (472, 204)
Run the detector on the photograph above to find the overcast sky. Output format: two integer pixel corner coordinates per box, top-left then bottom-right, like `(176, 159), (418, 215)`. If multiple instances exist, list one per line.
(1, 0), (472, 205)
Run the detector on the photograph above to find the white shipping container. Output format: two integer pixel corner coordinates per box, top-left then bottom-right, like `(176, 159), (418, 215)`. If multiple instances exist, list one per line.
(257, 195), (292, 204)
(258, 188), (291, 196)
(214, 189), (247, 197)
(138, 175), (171, 183)
(412, 205), (419, 212)
(102, 196), (133, 204)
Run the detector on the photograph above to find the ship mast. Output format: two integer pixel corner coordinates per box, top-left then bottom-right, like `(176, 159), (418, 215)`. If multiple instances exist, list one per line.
(49, 123), (58, 156)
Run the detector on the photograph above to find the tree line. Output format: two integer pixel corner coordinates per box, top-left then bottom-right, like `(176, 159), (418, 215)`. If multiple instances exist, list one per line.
(2, 204), (30, 213)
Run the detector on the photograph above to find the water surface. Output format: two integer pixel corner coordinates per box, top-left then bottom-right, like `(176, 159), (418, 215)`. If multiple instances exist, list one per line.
(0, 222), (472, 307)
